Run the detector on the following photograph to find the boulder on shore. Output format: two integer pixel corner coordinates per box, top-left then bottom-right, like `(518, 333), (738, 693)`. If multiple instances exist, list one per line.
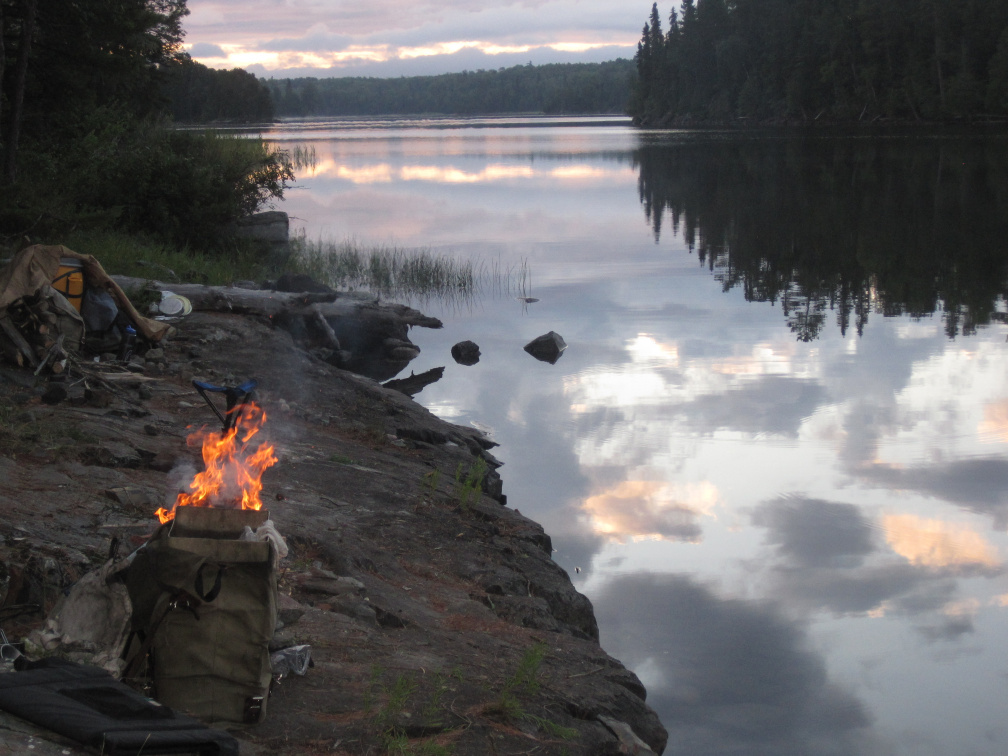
(232, 210), (289, 244)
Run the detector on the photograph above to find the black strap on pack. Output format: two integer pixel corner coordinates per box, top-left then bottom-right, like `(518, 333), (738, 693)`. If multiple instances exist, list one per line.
(194, 563), (225, 603)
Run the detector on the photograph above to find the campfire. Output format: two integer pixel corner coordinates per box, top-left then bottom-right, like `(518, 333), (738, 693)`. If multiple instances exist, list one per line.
(156, 401), (278, 524)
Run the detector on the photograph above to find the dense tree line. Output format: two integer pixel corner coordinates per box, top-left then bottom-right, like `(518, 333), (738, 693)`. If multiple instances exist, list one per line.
(630, 1), (1008, 125)
(0, 0), (188, 182)
(162, 56), (273, 123)
(265, 60), (635, 117)
(635, 134), (1008, 340)
(0, 0), (292, 248)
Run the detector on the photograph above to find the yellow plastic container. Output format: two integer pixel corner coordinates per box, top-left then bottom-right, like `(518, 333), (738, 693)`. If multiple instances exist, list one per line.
(52, 258), (84, 311)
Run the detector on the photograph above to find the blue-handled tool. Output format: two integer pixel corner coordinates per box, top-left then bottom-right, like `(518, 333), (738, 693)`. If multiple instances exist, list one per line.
(192, 379), (258, 431)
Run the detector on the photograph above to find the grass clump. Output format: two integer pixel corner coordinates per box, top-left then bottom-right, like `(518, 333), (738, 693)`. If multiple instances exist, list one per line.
(422, 469), (441, 496)
(491, 642), (577, 742)
(365, 666), (458, 756)
(496, 641), (546, 718)
(453, 457), (487, 510)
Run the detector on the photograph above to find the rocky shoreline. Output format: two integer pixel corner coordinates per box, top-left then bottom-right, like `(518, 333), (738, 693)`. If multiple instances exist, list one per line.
(0, 291), (668, 755)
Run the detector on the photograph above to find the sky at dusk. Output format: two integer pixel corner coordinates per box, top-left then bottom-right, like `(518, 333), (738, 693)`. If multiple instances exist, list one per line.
(182, 0), (644, 79)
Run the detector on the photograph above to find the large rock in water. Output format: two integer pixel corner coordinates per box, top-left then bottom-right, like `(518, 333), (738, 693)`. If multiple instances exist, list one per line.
(523, 331), (566, 364)
(451, 340), (481, 365)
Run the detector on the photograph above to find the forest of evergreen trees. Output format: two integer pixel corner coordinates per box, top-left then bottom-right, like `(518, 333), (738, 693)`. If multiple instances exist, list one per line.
(161, 57), (274, 123)
(630, 0), (1008, 125)
(264, 60), (635, 117)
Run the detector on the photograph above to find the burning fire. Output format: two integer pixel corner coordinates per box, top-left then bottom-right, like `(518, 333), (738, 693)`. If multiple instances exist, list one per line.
(156, 401), (278, 524)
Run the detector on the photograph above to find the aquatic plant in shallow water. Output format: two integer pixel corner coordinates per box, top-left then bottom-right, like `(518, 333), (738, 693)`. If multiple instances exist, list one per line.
(294, 238), (532, 310)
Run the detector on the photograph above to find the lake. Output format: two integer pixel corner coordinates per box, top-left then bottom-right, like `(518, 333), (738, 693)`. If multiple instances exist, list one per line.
(261, 116), (1008, 756)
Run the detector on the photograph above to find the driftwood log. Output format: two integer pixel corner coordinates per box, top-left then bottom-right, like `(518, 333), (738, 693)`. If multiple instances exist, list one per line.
(111, 277), (442, 381)
(382, 366), (445, 397)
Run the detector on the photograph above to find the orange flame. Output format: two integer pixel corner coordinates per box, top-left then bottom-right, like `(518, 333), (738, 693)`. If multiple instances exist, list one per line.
(156, 401), (278, 524)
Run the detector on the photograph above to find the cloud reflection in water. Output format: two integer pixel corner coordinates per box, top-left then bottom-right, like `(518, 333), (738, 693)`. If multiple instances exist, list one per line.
(750, 496), (1003, 644)
(582, 479), (718, 542)
(273, 121), (1008, 756)
(593, 573), (877, 756)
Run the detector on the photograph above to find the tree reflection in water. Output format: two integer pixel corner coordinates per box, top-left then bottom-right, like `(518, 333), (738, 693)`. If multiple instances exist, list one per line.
(634, 132), (1008, 341)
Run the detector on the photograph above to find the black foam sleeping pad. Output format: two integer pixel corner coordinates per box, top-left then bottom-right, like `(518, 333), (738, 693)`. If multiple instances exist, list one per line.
(0, 658), (239, 755)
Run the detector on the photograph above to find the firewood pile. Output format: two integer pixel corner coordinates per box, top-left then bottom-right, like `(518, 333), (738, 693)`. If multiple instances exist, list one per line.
(0, 246), (173, 385)
(0, 287), (82, 375)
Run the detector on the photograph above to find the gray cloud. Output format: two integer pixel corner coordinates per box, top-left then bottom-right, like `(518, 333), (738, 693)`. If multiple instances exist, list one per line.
(916, 614), (976, 643)
(592, 573), (876, 756)
(679, 376), (827, 437)
(250, 45), (632, 79)
(751, 496), (876, 569)
(253, 32), (354, 54)
(859, 458), (1008, 528)
(749, 495), (1000, 634)
(188, 42), (226, 57)
(768, 563), (958, 615)
(190, 0), (636, 40)
(186, 0), (639, 76)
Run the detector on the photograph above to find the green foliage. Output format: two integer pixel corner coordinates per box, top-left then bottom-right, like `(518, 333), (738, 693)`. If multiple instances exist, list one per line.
(365, 668), (457, 756)
(453, 457), (487, 510)
(58, 229), (283, 285)
(264, 60), (636, 117)
(422, 468), (441, 496)
(491, 643), (575, 741)
(420, 671), (451, 727)
(521, 713), (578, 740)
(1, 115), (294, 249)
(505, 641), (546, 698)
(1, 0), (291, 253)
(495, 643), (544, 719)
(630, 1), (1008, 125)
(363, 664), (385, 714)
(382, 734), (452, 756)
(2, 0), (188, 142)
(380, 675), (418, 726)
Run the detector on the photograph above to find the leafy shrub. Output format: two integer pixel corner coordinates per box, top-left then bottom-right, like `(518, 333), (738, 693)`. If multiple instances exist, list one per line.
(2, 111), (293, 250)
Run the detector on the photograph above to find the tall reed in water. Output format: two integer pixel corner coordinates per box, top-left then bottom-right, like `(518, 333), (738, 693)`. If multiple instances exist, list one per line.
(294, 237), (529, 309)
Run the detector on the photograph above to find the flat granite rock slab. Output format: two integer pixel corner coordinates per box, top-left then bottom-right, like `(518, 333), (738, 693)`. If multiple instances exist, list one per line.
(0, 306), (668, 756)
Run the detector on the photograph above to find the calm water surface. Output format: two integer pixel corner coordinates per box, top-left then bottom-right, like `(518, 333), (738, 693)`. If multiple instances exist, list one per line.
(263, 116), (1008, 756)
